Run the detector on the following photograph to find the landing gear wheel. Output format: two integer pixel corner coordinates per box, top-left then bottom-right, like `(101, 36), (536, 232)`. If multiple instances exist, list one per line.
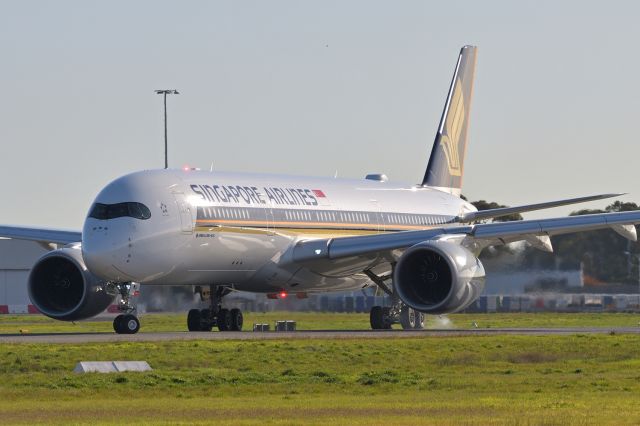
(370, 306), (384, 330)
(199, 309), (213, 332)
(381, 307), (393, 329)
(122, 314), (140, 334)
(217, 308), (231, 331)
(187, 309), (202, 331)
(414, 312), (425, 329)
(400, 305), (416, 330)
(113, 314), (125, 333)
(114, 314), (140, 334)
(229, 308), (243, 331)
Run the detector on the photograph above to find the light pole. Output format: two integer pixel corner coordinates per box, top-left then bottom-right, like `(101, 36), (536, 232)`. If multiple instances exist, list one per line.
(155, 89), (179, 169)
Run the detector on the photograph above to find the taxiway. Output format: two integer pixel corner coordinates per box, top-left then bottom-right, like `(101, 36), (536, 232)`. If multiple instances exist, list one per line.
(1, 327), (639, 343)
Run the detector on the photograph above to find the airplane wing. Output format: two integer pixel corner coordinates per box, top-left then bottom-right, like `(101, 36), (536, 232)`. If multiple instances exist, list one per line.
(0, 225), (81, 245)
(292, 210), (640, 266)
(457, 193), (623, 223)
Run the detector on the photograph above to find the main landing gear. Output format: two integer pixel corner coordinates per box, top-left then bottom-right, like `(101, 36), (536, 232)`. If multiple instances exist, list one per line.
(111, 282), (141, 334)
(188, 285), (243, 332)
(369, 304), (424, 330)
(364, 269), (425, 331)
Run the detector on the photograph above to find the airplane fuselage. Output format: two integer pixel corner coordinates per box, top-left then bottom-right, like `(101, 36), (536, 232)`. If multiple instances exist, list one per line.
(82, 169), (475, 293)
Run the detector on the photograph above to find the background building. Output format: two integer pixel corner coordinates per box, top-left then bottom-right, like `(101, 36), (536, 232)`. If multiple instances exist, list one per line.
(0, 239), (49, 313)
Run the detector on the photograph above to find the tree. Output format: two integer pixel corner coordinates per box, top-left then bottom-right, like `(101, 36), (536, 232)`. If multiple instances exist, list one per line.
(470, 200), (523, 222)
(465, 199), (523, 259)
(521, 201), (640, 283)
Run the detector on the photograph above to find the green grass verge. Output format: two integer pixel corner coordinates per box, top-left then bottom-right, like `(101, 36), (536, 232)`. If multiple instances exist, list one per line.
(1, 334), (640, 424)
(1, 311), (639, 334)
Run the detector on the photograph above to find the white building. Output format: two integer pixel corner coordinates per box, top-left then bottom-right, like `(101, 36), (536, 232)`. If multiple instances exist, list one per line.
(0, 239), (49, 311)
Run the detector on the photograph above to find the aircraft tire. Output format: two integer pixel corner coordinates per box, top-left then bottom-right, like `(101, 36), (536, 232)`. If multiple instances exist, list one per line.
(113, 314), (125, 333)
(199, 309), (213, 331)
(187, 309), (202, 331)
(414, 312), (425, 329)
(121, 314), (140, 334)
(229, 308), (243, 331)
(217, 308), (231, 331)
(399, 305), (416, 330)
(370, 306), (384, 330)
(382, 307), (393, 329)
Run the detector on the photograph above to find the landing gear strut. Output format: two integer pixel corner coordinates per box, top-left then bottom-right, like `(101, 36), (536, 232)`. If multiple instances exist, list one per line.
(365, 269), (425, 330)
(188, 285), (243, 332)
(111, 282), (141, 334)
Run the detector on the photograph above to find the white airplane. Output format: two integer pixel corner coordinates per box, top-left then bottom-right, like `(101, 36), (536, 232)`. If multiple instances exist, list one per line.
(2, 46), (640, 334)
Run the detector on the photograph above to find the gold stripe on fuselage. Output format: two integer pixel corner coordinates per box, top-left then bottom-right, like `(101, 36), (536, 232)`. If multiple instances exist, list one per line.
(195, 226), (381, 238)
(195, 218), (435, 238)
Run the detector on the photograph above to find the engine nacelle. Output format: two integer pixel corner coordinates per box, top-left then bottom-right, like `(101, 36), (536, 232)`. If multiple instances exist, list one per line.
(394, 239), (485, 314)
(28, 247), (115, 321)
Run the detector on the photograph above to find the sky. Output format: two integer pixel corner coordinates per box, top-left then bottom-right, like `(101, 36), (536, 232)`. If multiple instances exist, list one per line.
(1, 1), (640, 229)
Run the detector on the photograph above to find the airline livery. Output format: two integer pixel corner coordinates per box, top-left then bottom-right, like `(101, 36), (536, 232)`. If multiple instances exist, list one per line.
(2, 46), (640, 334)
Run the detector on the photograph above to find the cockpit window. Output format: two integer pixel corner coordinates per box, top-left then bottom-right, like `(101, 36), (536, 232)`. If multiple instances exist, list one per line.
(89, 202), (151, 220)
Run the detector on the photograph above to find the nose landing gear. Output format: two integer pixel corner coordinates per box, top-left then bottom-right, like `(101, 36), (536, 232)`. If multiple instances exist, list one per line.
(110, 282), (141, 334)
(188, 285), (243, 332)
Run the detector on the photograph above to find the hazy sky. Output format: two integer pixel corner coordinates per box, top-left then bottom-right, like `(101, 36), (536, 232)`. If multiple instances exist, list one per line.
(2, 1), (640, 229)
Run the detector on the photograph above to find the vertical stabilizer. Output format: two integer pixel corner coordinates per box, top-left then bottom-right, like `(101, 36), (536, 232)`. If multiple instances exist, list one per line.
(422, 46), (477, 196)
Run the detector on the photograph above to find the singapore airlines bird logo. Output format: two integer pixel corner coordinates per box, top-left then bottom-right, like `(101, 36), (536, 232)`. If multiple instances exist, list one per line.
(440, 79), (465, 177)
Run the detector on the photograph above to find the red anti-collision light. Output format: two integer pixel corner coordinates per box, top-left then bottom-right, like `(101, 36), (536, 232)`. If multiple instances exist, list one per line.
(267, 291), (289, 299)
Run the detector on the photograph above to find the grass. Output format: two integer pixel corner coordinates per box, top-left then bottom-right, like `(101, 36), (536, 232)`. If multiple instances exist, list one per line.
(1, 334), (640, 424)
(2, 313), (640, 424)
(1, 311), (639, 334)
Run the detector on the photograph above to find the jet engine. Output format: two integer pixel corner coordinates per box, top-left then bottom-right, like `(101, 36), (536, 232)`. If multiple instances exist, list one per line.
(28, 247), (115, 321)
(394, 239), (485, 314)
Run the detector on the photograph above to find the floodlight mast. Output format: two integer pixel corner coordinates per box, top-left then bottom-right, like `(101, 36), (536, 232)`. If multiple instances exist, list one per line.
(155, 89), (179, 169)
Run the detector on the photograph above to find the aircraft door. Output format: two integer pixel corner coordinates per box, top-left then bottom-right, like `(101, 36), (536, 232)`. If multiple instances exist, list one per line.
(172, 192), (193, 234)
(370, 199), (384, 232)
(265, 205), (275, 235)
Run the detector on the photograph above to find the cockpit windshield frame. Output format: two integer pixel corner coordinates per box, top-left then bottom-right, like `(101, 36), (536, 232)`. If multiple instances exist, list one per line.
(89, 202), (152, 220)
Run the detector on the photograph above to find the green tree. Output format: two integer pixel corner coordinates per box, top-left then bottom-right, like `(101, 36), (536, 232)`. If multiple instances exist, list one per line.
(470, 200), (523, 222)
(521, 201), (640, 283)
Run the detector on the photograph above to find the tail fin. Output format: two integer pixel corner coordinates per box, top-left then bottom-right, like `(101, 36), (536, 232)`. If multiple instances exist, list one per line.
(422, 45), (478, 196)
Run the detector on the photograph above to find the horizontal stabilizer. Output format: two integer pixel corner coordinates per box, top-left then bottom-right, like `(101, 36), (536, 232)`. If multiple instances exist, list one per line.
(457, 193), (624, 223)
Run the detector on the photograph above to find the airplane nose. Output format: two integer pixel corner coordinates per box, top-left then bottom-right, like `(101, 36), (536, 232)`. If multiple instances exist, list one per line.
(82, 170), (187, 283)
(82, 220), (137, 281)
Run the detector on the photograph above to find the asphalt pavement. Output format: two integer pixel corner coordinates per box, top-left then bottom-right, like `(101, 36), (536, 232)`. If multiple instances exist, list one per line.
(1, 327), (639, 343)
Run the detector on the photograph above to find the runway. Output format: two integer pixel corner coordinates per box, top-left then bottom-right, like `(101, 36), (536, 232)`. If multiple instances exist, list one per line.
(1, 327), (640, 343)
